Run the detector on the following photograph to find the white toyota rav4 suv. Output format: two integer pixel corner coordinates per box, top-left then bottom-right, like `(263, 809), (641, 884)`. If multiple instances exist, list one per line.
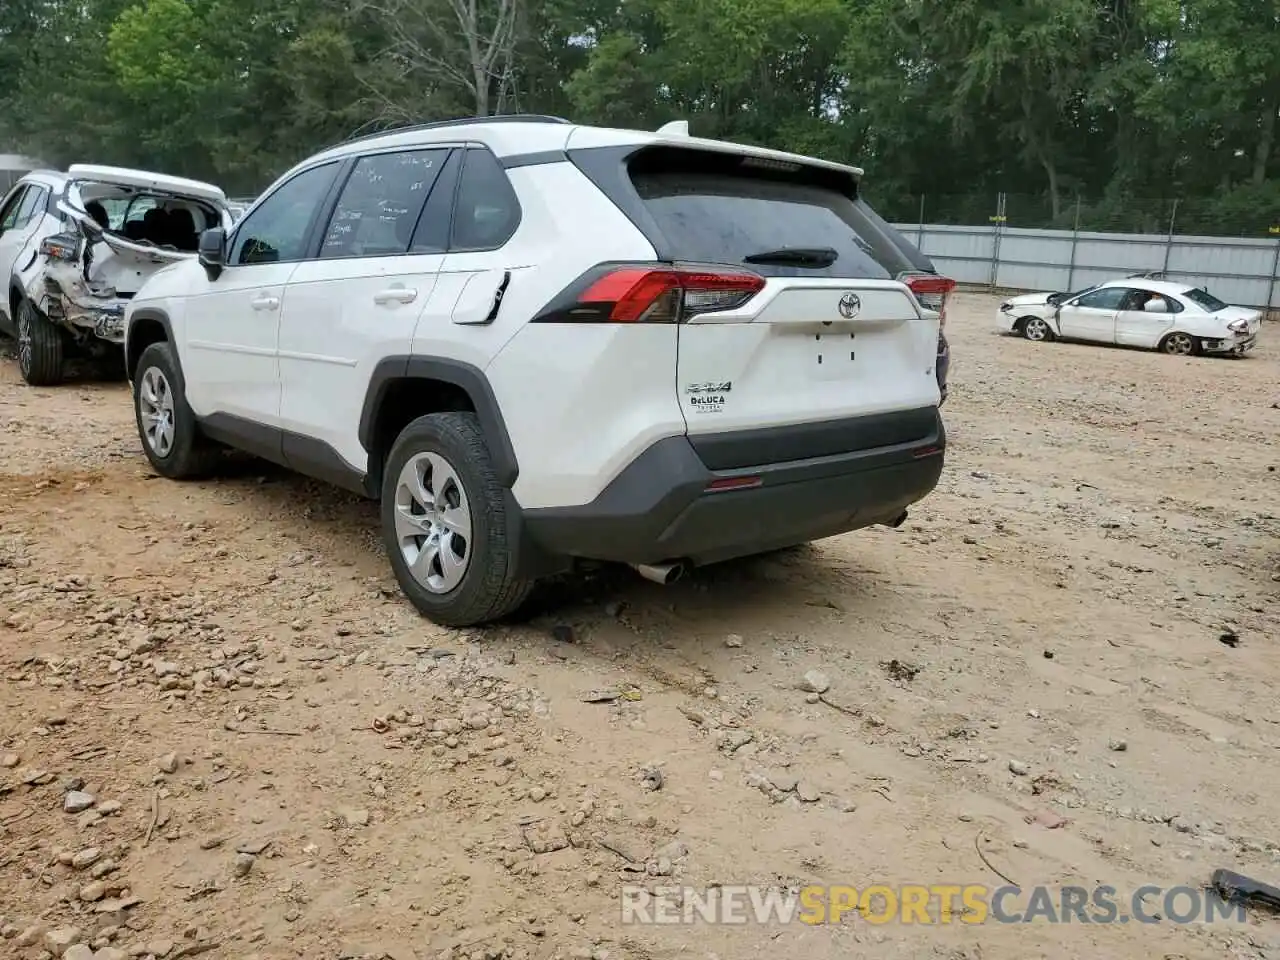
(123, 115), (950, 626)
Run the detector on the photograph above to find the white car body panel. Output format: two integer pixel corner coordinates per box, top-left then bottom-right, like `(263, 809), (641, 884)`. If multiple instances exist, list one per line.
(2, 166), (232, 348)
(484, 159), (673, 509)
(997, 278), (1261, 355)
(66, 164), (227, 205)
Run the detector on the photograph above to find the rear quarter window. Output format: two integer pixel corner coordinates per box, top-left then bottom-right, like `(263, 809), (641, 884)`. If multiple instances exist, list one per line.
(626, 151), (910, 279)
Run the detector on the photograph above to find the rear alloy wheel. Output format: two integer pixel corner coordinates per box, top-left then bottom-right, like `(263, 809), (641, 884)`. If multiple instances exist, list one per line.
(15, 298), (64, 385)
(382, 412), (533, 627)
(1021, 317), (1053, 342)
(1161, 332), (1198, 356)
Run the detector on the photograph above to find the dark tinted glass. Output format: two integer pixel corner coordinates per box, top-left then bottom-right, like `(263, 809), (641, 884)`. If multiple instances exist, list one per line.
(449, 149), (521, 251)
(1074, 287), (1130, 310)
(319, 149), (449, 259)
(231, 162), (338, 265)
(632, 163), (904, 279)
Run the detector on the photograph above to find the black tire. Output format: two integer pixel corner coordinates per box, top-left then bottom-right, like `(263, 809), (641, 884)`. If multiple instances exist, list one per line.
(381, 411), (534, 627)
(132, 341), (221, 478)
(16, 298), (64, 385)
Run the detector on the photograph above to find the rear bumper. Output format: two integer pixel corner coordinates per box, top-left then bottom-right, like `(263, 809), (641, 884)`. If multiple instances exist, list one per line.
(521, 408), (945, 567)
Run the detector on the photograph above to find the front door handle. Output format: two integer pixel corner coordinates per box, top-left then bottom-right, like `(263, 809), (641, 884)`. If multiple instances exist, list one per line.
(373, 286), (418, 305)
(251, 295), (280, 311)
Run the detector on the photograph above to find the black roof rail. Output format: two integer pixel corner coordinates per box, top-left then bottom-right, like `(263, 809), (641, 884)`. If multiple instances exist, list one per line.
(340, 114), (572, 147)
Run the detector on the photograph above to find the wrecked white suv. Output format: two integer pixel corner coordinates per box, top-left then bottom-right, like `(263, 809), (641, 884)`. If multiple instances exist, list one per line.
(0, 164), (233, 385)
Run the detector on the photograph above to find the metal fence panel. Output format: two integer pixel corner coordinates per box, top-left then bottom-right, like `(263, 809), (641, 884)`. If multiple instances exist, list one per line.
(895, 222), (1280, 311)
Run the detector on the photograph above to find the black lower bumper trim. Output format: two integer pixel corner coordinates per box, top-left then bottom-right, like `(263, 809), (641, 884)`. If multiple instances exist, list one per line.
(522, 410), (945, 567)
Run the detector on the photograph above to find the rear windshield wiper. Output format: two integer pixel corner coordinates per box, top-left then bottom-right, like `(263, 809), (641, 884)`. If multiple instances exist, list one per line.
(742, 246), (838, 268)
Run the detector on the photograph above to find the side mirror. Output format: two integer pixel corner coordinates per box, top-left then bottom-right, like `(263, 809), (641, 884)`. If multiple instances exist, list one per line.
(198, 227), (226, 280)
(1142, 299), (1168, 313)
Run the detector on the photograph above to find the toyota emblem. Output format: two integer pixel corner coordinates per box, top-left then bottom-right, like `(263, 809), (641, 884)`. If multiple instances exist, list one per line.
(838, 292), (861, 319)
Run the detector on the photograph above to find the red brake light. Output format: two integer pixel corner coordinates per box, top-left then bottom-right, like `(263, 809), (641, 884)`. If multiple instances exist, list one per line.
(562, 265), (765, 323)
(904, 274), (956, 327)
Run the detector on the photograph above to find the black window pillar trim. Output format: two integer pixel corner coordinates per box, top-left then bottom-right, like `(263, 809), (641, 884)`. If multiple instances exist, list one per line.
(565, 144), (674, 260)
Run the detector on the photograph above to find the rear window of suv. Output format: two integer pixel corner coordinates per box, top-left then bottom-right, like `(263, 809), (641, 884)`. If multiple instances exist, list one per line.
(626, 148), (908, 279)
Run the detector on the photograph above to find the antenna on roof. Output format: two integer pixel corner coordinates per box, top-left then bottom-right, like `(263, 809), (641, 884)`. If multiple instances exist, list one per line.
(657, 121), (689, 136)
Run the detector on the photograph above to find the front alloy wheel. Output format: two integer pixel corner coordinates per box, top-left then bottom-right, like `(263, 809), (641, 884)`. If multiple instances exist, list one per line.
(1022, 317), (1052, 342)
(131, 340), (221, 478)
(138, 366), (176, 457)
(394, 451), (473, 594)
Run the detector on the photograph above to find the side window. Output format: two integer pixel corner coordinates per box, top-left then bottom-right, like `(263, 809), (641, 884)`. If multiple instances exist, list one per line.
(319, 149), (449, 259)
(230, 162), (339, 266)
(0, 186), (29, 231)
(1074, 287), (1129, 311)
(15, 186), (47, 228)
(409, 150), (462, 254)
(1161, 295), (1183, 313)
(449, 148), (521, 251)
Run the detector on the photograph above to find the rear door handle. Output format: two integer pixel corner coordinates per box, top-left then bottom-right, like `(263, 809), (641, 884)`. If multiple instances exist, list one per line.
(251, 295), (280, 311)
(373, 287), (417, 305)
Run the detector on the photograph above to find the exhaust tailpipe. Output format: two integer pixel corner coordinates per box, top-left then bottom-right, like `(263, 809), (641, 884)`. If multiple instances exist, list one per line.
(886, 511), (909, 529)
(633, 561), (685, 585)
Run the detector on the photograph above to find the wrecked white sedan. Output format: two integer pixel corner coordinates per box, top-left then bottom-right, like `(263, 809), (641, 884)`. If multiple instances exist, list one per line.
(0, 164), (233, 385)
(997, 276), (1262, 357)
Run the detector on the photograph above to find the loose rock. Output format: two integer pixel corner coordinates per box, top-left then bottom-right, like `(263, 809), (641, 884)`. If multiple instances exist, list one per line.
(157, 752), (179, 774)
(766, 770), (798, 793)
(44, 927), (82, 954)
(799, 670), (831, 695)
(1008, 760), (1030, 776)
(64, 791), (96, 813)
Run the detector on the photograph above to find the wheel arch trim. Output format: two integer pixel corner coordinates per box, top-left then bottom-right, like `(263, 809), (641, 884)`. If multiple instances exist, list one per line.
(125, 308), (177, 382)
(358, 355), (519, 488)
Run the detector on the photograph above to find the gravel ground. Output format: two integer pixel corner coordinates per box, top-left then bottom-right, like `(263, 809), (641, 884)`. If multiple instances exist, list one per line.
(1, 292), (1279, 960)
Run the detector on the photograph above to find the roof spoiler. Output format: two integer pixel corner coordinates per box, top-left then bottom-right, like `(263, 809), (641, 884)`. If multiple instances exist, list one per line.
(657, 121), (689, 136)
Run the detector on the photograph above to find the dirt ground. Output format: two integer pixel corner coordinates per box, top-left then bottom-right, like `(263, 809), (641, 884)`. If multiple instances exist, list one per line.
(2, 292), (1279, 960)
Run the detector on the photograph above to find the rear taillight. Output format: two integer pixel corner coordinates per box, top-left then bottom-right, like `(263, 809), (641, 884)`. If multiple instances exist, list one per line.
(40, 233), (80, 262)
(533, 264), (765, 324)
(903, 273), (957, 328)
